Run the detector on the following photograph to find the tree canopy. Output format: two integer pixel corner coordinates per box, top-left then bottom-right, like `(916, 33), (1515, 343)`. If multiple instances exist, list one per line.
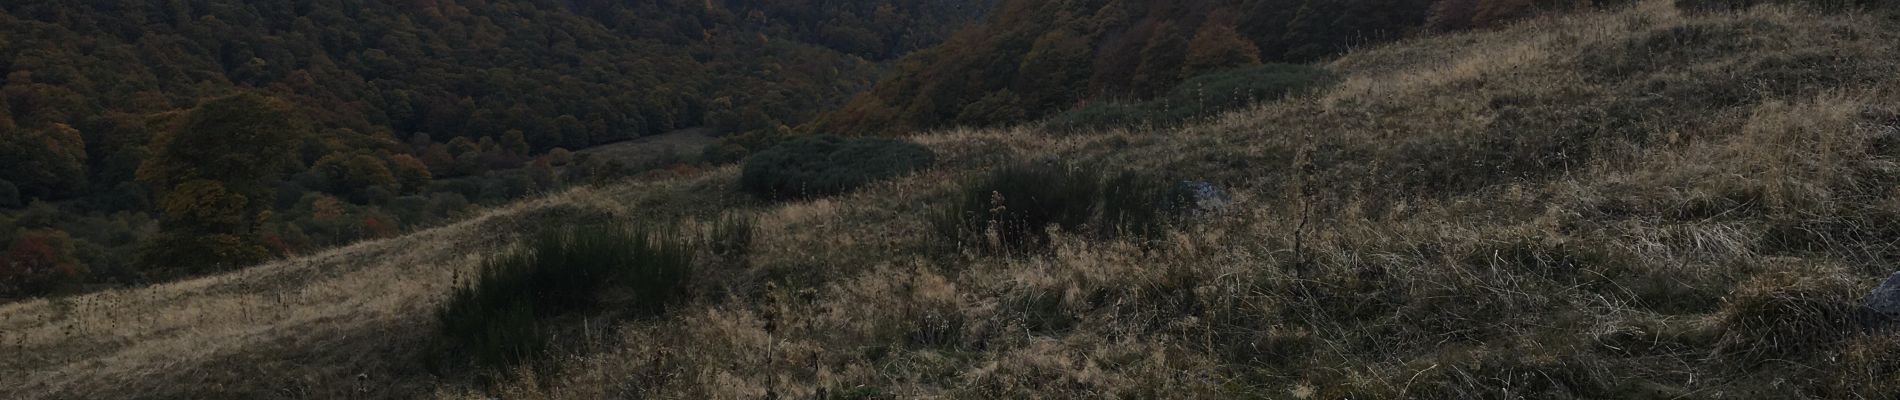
(810, 0), (1627, 135)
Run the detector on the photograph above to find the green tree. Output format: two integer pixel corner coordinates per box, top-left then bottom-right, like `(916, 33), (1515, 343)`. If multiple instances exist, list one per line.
(141, 180), (268, 272)
(136, 93), (303, 272)
(554, 115), (590, 151)
(1015, 29), (1095, 113)
(1184, 21), (1263, 76)
(1132, 23), (1192, 96)
(0, 180), (19, 208)
(312, 153), (401, 201)
(389, 154), (433, 194)
(502, 129), (530, 157)
(528, 158), (558, 190)
(139, 93), (303, 198)
(0, 123), (89, 199)
(1, 229), (86, 297)
(0, 95), (13, 131)
(420, 143), (456, 176)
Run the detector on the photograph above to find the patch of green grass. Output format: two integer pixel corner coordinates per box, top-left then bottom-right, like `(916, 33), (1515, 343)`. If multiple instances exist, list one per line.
(931, 163), (1188, 253)
(741, 135), (935, 200)
(437, 222), (693, 367)
(1042, 64), (1337, 133)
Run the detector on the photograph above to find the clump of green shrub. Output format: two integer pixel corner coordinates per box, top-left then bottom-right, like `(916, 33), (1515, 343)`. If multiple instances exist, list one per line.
(1042, 64), (1336, 133)
(741, 135), (935, 200)
(437, 222), (693, 367)
(1040, 102), (1160, 133)
(932, 162), (1190, 253)
(1099, 171), (1192, 239)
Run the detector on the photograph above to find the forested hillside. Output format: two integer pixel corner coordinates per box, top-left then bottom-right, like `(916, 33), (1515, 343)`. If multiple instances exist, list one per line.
(0, 0), (985, 297)
(809, 0), (1638, 135)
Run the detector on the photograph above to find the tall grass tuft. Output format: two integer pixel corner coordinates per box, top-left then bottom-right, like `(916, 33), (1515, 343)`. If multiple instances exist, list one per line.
(932, 163), (1187, 253)
(437, 222), (693, 367)
(708, 214), (755, 258)
(741, 135), (935, 200)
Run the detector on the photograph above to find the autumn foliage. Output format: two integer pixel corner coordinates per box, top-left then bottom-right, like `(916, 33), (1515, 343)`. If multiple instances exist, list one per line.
(0, 230), (85, 297)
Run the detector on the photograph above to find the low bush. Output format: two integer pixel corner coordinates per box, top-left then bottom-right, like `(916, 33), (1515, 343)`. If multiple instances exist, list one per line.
(741, 135), (935, 200)
(437, 222), (693, 367)
(933, 163), (1188, 253)
(1041, 64), (1336, 133)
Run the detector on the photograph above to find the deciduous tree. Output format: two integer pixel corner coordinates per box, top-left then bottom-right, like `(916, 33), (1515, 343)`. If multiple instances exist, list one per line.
(1184, 20), (1263, 76)
(0, 123), (89, 199)
(137, 93), (302, 272)
(0, 229), (85, 297)
(389, 154), (433, 194)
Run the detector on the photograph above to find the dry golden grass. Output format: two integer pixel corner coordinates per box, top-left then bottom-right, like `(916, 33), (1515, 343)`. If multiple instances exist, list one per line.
(0, 175), (739, 399)
(13, 1), (1900, 399)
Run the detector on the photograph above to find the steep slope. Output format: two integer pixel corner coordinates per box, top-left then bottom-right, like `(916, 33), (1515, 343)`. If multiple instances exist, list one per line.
(9, 1), (1900, 399)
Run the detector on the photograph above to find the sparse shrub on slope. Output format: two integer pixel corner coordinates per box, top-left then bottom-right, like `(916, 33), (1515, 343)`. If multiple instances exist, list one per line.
(741, 135), (935, 200)
(933, 163), (1189, 253)
(437, 222), (693, 367)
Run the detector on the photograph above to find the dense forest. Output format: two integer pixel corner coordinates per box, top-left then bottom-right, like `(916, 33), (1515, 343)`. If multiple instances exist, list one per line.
(807, 0), (1634, 136)
(0, 0), (988, 297)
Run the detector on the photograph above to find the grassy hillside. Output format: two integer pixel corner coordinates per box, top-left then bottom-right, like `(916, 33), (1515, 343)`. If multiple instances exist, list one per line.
(8, 1), (1900, 398)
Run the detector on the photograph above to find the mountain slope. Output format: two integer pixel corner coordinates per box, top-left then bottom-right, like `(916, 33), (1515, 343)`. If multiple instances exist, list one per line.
(8, 1), (1900, 398)
(0, 0), (986, 296)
